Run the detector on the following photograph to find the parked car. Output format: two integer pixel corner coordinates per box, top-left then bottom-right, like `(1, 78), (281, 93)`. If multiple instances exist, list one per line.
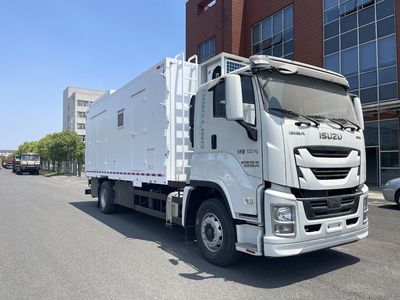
(382, 178), (400, 209)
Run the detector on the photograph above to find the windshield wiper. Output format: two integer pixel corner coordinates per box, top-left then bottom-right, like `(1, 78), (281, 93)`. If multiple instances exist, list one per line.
(269, 108), (320, 127)
(332, 118), (361, 131)
(306, 114), (346, 130)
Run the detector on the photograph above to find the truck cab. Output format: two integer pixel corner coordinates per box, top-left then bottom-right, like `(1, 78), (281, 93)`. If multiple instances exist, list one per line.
(186, 54), (368, 263)
(16, 153), (40, 175)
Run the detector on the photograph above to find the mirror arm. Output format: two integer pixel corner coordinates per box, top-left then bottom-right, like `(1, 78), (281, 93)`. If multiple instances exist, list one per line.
(237, 120), (257, 141)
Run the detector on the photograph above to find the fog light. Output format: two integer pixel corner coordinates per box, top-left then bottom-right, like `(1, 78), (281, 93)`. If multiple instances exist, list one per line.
(274, 224), (294, 234)
(274, 206), (293, 222)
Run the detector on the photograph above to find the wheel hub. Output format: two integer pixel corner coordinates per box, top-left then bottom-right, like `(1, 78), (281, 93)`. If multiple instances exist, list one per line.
(201, 213), (223, 252)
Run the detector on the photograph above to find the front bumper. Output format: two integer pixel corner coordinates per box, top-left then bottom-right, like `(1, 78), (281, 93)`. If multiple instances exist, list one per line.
(21, 165), (40, 170)
(263, 185), (369, 257)
(264, 226), (367, 257)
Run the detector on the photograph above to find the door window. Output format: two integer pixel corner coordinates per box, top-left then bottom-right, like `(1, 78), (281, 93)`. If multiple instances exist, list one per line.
(212, 76), (256, 126)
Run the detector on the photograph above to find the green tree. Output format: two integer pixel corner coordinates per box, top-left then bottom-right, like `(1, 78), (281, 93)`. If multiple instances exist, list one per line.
(13, 131), (85, 175)
(37, 133), (54, 170)
(47, 131), (85, 174)
(14, 141), (39, 156)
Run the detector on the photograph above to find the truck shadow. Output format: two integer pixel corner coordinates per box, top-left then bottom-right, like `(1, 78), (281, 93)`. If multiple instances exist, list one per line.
(70, 200), (360, 289)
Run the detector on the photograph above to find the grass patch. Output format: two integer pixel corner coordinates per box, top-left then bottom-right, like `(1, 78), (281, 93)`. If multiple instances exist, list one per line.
(40, 170), (64, 177)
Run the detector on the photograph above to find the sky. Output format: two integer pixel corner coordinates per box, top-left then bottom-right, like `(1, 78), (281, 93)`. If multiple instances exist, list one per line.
(0, 0), (186, 150)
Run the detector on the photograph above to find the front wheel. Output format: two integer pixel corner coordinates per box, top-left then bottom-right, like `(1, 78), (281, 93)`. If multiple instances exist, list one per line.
(195, 199), (241, 266)
(395, 191), (400, 210)
(99, 181), (116, 214)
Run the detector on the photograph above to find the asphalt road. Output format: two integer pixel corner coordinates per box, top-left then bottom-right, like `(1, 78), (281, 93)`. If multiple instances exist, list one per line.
(0, 168), (399, 299)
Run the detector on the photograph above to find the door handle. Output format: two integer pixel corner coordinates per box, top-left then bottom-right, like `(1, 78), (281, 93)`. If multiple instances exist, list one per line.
(211, 134), (217, 150)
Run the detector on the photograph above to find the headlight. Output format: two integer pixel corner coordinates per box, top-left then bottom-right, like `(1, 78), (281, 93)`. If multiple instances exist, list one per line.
(274, 207), (293, 222)
(385, 180), (391, 186)
(272, 206), (295, 237)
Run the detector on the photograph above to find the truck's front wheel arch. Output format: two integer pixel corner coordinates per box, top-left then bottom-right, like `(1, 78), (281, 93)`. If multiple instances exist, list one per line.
(184, 182), (233, 229)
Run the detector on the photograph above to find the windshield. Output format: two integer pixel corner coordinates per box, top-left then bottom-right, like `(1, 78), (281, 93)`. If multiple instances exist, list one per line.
(22, 155), (40, 161)
(258, 71), (359, 125)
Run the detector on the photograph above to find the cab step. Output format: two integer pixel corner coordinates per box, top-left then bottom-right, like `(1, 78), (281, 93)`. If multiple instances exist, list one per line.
(235, 243), (262, 256)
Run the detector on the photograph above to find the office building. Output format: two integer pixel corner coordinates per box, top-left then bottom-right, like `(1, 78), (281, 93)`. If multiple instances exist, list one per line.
(63, 87), (107, 140)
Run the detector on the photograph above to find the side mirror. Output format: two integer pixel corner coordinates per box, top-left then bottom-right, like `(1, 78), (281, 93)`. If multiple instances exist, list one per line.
(352, 96), (364, 130)
(225, 74), (244, 121)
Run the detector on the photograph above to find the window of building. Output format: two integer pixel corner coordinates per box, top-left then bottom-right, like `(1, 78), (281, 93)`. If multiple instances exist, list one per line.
(77, 100), (90, 107)
(364, 121), (378, 146)
(251, 5), (294, 60)
(117, 109), (124, 127)
(198, 0), (216, 15)
(77, 123), (86, 130)
(323, 0), (398, 105)
(380, 118), (400, 183)
(198, 37), (216, 63)
(77, 111), (86, 118)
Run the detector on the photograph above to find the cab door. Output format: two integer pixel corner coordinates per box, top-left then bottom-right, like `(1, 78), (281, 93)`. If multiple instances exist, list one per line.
(206, 75), (263, 215)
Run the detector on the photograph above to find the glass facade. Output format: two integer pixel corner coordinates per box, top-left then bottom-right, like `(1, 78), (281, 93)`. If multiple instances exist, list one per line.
(251, 5), (294, 59)
(323, 0), (397, 105)
(323, 0), (399, 186)
(365, 114), (400, 185)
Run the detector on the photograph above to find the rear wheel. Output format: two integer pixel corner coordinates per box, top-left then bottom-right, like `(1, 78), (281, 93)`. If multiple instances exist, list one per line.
(99, 181), (116, 214)
(195, 199), (241, 266)
(395, 190), (400, 210)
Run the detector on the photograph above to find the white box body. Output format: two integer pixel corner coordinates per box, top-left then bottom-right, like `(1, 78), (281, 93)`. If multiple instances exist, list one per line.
(85, 57), (198, 186)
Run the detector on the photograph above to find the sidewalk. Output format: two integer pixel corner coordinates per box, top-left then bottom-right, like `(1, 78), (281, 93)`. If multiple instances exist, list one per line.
(46, 173), (88, 186)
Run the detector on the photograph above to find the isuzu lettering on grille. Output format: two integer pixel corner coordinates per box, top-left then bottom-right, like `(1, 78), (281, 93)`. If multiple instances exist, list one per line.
(319, 132), (343, 140)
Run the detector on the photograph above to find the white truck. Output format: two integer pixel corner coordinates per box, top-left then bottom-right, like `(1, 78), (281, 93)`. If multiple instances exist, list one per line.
(15, 153), (40, 175)
(85, 52), (368, 266)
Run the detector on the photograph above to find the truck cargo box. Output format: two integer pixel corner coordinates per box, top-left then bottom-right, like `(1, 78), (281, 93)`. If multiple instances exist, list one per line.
(85, 56), (198, 186)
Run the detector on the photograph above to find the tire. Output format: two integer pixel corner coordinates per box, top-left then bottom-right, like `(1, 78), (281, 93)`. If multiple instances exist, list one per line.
(99, 181), (116, 214)
(395, 190), (400, 210)
(195, 199), (241, 266)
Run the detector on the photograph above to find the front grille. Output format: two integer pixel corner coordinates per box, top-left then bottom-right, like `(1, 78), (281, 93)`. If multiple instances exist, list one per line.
(305, 146), (353, 158)
(310, 167), (351, 180)
(299, 193), (361, 220)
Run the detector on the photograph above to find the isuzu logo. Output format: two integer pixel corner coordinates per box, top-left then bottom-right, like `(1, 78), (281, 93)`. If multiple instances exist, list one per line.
(319, 132), (342, 140)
